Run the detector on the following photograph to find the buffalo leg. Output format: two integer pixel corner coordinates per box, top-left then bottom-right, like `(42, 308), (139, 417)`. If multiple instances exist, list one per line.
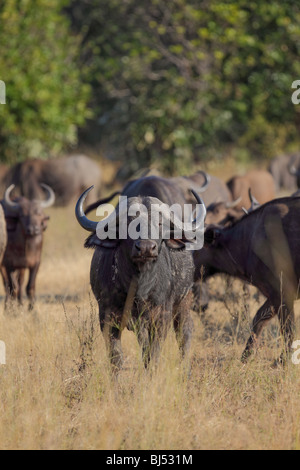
(100, 309), (124, 371)
(276, 300), (295, 365)
(1, 268), (18, 310)
(135, 318), (151, 368)
(241, 299), (275, 362)
(26, 263), (40, 310)
(173, 292), (193, 359)
(18, 269), (26, 306)
(138, 310), (170, 368)
(149, 310), (173, 366)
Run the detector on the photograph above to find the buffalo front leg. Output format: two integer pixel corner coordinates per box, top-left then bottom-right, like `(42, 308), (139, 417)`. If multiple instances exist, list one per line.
(147, 311), (171, 367)
(173, 292), (193, 360)
(136, 319), (151, 368)
(1, 268), (18, 311)
(137, 309), (170, 368)
(100, 308), (124, 372)
(26, 264), (40, 310)
(18, 269), (26, 306)
(241, 299), (275, 363)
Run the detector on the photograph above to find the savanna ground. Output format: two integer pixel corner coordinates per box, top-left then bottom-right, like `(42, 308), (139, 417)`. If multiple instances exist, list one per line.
(0, 174), (300, 450)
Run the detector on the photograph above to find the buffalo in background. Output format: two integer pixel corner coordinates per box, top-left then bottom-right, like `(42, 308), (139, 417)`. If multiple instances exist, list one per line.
(4, 155), (102, 207)
(268, 154), (300, 192)
(205, 170), (275, 227)
(194, 196), (300, 365)
(227, 170), (276, 210)
(1, 184), (55, 310)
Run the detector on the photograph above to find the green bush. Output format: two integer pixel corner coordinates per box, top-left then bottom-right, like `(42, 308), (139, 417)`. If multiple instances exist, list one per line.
(0, 0), (91, 163)
(70, 0), (300, 173)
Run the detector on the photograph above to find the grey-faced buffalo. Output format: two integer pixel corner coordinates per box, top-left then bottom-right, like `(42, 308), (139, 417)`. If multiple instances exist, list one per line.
(76, 186), (205, 370)
(194, 197), (300, 364)
(0, 184), (55, 310)
(226, 170), (276, 210)
(84, 170), (232, 313)
(4, 155), (101, 207)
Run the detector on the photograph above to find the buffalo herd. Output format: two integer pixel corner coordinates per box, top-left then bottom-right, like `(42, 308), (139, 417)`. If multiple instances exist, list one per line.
(1, 153), (300, 370)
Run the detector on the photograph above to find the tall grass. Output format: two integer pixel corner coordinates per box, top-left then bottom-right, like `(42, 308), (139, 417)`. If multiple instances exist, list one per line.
(0, 205), (299, 450)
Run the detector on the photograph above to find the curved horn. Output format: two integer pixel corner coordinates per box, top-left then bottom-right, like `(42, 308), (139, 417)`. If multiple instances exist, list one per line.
(225, 196), (242, 209)
(196, 170), (211, 193)
(85, 191), (121, 215)
(165, 190), (206, 234)
(4, 184), (19, 210)
(40, 184), (55, 208)
(190, 189), (207, 230)
(248, 188), (260, 212)
(75, 186), (98, 232)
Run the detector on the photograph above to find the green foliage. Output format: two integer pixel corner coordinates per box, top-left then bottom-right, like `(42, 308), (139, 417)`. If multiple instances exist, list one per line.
(70, 0), (300, 173)
(0, 0), (91, 163)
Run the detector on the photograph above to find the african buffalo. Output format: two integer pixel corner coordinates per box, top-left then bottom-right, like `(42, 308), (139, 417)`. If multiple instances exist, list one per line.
(0, 184), (55, 310)
(5, 155), (101, 207)
(205, 189), (260, 226)
(227, 170), (276, 210)
(84, 170), (230, 313)
(85, 170), (230, 215)
(119, 171), (231, 208)
(194, 197), (300, 364)
(76, 186), (206, 370)
(268, 154), (299, 192)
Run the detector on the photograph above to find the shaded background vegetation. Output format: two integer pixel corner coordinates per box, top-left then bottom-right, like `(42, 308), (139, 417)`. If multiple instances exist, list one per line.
(1, 0), (300, 173)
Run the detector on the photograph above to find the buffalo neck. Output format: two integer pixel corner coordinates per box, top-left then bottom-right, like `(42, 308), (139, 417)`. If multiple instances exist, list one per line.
(116, 242), (172, 298)
(220, 209), (266, 281)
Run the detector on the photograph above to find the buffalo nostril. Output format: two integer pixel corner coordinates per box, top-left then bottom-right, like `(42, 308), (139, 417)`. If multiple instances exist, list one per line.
(135, 241), (141, 251)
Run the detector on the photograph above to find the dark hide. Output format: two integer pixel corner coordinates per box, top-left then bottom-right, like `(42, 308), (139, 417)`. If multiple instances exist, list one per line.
(194, 197), (300, 364)
(84, 195), (195, 370)
(0, 197), (51, 310)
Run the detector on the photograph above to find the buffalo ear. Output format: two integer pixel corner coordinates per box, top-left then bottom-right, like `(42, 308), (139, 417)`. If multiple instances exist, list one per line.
(84, 234), (119, 249)
(166, 239), (186, 250)
(204, 227), (222, 246)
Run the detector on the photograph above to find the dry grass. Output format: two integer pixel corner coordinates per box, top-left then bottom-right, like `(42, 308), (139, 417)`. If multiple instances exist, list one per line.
(0, 205), (299, 450)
